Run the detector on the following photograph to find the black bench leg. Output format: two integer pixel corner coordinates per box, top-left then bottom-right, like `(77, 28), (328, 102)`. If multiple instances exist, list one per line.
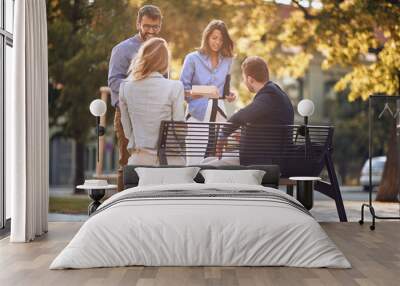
(326, 153), (347, 222)
(331, 181), (347, 222)
(335, 196), (348, 222)
(315, 181), (347, 222)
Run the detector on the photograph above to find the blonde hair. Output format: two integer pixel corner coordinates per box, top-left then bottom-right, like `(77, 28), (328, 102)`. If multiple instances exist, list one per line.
(130, 37), (169, 81)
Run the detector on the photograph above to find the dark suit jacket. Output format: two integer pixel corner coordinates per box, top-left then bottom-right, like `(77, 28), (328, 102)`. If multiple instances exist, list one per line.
(222, 81), (294, 165)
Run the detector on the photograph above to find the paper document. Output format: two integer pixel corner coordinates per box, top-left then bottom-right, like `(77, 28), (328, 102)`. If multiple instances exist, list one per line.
(191, 85), (219, 98)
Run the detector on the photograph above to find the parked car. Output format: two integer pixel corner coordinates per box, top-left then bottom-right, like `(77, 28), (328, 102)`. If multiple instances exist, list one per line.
(359, 156), (386, 191)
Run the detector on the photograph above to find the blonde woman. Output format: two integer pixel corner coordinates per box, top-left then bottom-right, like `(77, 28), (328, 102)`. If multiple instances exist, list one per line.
(119, 37), (185, 165)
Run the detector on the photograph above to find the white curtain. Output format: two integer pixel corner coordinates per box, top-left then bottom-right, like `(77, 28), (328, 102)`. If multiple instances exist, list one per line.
(7, 0), (49, 242)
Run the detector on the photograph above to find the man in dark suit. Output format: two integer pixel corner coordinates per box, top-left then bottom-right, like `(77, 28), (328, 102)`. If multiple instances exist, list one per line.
(216, 56), (294, 165)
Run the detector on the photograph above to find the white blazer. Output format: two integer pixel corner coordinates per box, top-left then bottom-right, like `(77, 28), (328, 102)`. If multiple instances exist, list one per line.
(119, 72), (185, 151)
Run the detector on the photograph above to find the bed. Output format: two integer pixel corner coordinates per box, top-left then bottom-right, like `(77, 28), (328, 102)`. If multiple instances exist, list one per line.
(50, 165), (350, 269)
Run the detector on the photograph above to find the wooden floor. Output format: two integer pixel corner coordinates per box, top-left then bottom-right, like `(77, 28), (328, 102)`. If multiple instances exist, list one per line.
(0, 222), (399, 286)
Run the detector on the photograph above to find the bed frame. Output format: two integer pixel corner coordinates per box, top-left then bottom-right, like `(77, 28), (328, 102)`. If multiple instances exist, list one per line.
(123, 164), (281, 190)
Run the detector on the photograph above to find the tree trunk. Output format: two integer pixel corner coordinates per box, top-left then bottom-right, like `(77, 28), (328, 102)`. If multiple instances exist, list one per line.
(74, 140), (85, 193)
(376, 119), (400, 202)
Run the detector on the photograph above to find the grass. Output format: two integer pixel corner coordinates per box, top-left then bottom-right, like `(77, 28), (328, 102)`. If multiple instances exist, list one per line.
(49, 196), (91, 214)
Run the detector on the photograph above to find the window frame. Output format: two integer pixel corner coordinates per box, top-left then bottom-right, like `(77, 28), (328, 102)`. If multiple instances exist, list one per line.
(1, 0), (14, 230)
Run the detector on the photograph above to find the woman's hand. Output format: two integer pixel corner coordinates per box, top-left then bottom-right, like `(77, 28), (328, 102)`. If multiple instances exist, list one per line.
(224, 91), (237, 103)
(210, 86), (220, 99)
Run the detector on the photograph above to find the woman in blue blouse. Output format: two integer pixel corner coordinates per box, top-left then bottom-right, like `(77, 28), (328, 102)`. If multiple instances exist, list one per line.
(180, 20), (236, 164)
(180, 19), (236, 121)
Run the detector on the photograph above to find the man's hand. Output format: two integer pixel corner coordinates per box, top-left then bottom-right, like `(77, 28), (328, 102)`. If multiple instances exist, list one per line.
(216, 137), (228, 159)
(232, 131), (241, 142)
(224, 91), (237, 102)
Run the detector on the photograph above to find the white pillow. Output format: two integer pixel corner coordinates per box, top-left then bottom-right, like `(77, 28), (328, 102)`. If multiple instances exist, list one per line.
(135, 167), (200, 186)
(200, 169), (266, 185)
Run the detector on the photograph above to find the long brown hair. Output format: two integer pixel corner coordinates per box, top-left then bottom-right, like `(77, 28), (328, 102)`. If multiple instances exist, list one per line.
(130, 37), (169, 81)
(199, 20), (234, 58)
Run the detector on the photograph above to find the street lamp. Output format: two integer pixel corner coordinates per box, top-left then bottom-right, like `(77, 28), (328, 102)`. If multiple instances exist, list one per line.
(297, 99), (315, 158)
(89, 99), (107, 162)
(297, 99), (315, 125)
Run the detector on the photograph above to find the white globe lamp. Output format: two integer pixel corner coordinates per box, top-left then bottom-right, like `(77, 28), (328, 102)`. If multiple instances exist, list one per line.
(89, 99), (107, 162)
(297, 99), (315, 125)
(90, 99), (107, 117)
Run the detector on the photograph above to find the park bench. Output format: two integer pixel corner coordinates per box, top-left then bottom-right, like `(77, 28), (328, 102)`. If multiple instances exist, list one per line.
(156, 121), (347, 222)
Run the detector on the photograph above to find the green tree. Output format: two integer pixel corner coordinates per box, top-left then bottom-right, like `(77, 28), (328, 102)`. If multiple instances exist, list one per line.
(47, 0), (136, 186)
(232, 0), (400, 201)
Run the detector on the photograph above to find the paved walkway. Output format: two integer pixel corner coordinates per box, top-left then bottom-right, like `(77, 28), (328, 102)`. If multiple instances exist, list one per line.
(310, 200), (400, 222)
(48, 213), (88, 222)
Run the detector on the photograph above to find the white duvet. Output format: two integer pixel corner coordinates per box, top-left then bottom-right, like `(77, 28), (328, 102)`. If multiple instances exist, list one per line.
(50, 183), (351, 269)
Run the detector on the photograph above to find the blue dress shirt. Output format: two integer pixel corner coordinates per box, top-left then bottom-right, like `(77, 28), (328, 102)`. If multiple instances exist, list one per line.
(108, 34), (142, 107)
(180, 51), (232, 121)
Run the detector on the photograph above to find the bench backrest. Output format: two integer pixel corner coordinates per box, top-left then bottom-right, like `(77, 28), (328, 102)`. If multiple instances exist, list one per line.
(157, 121), (334, 177)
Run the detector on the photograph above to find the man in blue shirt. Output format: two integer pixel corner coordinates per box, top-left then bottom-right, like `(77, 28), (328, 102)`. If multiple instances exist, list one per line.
(108, 5), (162, 192)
